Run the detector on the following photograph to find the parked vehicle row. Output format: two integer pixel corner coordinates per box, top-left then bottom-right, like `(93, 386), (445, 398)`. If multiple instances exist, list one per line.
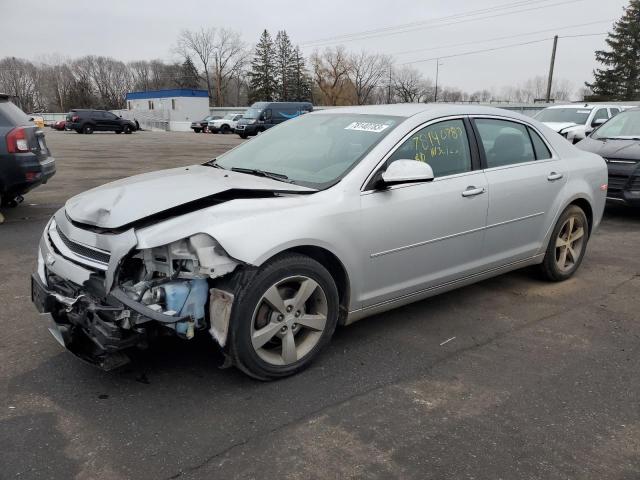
(31, 104), (608, 379)
(535, 103), (629, 144)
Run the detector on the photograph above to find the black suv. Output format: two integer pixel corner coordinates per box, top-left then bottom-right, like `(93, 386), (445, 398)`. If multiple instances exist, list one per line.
(0, 94), (55, 206)
(66, 109), (136, 134)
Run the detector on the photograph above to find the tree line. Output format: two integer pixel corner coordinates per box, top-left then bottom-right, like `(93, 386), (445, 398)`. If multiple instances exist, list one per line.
(3, 7), (637, 114)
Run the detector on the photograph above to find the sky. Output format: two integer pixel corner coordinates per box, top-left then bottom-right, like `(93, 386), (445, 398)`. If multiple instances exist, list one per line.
(0, 0), (630, 96)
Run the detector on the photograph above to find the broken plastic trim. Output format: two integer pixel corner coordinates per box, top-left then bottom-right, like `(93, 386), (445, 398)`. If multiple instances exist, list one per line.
(66, 188), (316, 234)
(110, 287), (190, 324)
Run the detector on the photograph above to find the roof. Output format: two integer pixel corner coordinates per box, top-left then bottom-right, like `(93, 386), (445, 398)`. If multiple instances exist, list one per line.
(125, 89), (208, 101)
(311, 103), (532, 120)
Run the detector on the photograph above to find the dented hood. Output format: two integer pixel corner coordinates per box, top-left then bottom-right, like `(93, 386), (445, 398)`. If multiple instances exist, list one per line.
(65, 165), (314, 229)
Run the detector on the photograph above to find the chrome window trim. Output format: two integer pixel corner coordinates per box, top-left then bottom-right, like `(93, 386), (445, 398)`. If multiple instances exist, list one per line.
(360, 115), (472, 193)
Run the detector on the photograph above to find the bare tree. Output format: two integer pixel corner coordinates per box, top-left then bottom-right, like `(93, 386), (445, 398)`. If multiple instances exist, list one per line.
(0, 57), (43, 112)
(311, 46), (351, 106)
(211, 28), (246, 106)
(347, 51), (391, 105)
(393, 66), (432, 103)
(175, 28), (216, 103)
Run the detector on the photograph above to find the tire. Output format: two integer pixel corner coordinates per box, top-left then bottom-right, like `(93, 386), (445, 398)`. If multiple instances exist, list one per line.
(239, 133), (248, 139)
(193, 128), (201, 133)
(123, 125), (132, 134)
(540, 205), (589, 282)
(220, 124), (230, 134)
(115, 130), (122, 134)
(76, 129), (82, 134)
(227, 254), (339, 380)
(82, 124), (93, 134)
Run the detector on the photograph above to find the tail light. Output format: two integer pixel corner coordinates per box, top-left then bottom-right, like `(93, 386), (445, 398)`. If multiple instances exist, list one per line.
(6, 127), (29, 153)
(72, 115), (79, 122)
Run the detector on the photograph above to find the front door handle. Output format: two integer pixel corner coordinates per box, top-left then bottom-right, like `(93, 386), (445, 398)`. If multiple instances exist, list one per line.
(461, 186), (486, 197)
(547, 172), (564, 181)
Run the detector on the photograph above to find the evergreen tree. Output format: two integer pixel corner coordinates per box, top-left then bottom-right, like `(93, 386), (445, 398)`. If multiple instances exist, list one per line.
(290, 46), (312, 102)
(179, 57), (201, 89)
(247, 30), (277, 103)
(587, 0), (640, 100)
(274, 30), (295, 101)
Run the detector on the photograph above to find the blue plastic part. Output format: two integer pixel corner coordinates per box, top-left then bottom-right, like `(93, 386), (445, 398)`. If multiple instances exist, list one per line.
(163, 279), (209, 322)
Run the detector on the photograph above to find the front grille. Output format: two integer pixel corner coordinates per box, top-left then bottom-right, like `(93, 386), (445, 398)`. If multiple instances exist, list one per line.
(631, 176), (640, 191)
(607, 174), (629, 192)
(56, 225), (111, 264)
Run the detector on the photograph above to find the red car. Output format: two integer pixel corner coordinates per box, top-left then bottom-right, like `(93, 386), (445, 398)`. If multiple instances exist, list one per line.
(52, 120), (66, 131)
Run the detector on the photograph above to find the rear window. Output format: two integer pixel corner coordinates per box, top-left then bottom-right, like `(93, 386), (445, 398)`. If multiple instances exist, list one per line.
(0, 100), (32, 127)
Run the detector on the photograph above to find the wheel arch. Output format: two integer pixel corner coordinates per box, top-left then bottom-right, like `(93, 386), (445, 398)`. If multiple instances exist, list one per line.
(262, 245), (351, 325)
(568, 197), (594, 234)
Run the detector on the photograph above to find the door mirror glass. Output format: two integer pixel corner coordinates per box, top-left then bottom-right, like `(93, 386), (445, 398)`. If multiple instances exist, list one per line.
(381, 160), (434, 186)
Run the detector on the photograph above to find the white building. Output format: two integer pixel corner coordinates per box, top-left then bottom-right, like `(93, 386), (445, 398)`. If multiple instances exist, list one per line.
(122, 88), (210, 132)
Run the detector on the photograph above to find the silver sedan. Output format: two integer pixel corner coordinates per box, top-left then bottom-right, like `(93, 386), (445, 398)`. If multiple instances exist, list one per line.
(31, 105), (607, 379)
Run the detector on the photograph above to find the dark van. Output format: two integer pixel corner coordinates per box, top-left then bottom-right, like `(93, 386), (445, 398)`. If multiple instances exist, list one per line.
(235, 102), (313, 138)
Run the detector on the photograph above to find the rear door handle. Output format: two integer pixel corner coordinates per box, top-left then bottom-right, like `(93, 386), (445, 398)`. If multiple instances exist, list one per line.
(547, 172), (564, 181)
(461, 186), (486, 197)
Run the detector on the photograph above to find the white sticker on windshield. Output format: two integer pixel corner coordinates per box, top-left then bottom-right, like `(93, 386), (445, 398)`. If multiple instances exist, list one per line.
(344, 122), (390, 133)
(577, 110), (591, 113)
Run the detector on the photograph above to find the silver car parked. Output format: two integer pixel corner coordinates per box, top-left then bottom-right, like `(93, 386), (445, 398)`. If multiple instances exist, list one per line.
(31, 105), (607, 379)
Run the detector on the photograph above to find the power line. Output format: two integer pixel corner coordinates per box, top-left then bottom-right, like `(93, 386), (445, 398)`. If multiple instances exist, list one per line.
(392, 19), (614, 57)
(301, 0), (585, 47)
(401, 32), (607, 65)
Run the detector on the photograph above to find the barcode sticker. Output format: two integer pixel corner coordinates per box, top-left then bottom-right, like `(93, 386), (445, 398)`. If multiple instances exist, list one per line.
(345, 122), (390, 133)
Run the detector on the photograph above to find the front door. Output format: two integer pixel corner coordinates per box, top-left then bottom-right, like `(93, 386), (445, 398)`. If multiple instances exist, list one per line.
(360, 118), (489, 308)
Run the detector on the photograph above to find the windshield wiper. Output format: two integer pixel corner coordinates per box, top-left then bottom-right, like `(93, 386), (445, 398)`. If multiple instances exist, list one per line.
(230, 167), (292, 183)
(203, 158), (225, 169)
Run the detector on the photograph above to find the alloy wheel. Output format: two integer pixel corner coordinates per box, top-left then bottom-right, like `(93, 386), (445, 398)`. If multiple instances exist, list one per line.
(251, 276), (328, 366)
(554, 214), (586, 272)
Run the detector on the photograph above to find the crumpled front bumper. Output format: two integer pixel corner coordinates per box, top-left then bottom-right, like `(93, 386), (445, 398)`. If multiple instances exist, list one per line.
(32, 210), (182, 369)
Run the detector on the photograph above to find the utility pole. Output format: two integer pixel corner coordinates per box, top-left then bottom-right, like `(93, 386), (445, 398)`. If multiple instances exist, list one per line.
(545, 35), (558, 103)
(387, 64), (392, 104)
(434, 58), (443, 103)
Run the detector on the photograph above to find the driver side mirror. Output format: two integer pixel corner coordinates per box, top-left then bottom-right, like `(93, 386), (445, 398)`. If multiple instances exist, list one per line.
(378, 160), (434, 188)
(591, 118), (607, 128)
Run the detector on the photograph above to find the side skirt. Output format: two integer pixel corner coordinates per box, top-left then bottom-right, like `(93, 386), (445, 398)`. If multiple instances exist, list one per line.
(344, 254), (545, 325)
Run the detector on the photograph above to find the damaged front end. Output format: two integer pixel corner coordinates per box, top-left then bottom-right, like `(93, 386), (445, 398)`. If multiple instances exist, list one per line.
(32, 211), (241, 370)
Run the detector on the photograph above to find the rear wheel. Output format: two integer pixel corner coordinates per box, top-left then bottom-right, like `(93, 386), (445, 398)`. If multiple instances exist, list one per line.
(82, 124), (93, 134)
(540, 205), (589, 281)
(239, 133), (248, 139)
(193, 128), (201, 133)
(220, 124), (230, 134)
(228, 254), (339, 380)
(115, 130), (122, 134)
(123, 125), (132, 134)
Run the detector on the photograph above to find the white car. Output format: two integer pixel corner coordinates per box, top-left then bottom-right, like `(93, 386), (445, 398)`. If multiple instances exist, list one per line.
(535, 104), (628, 144)
(208, 113), (243, 134)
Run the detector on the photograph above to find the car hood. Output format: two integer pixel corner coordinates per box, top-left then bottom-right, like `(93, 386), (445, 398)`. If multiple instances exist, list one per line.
(65, 165), (315, 229)
(543, 122), (583, 133)
(577, 137), (640, 161)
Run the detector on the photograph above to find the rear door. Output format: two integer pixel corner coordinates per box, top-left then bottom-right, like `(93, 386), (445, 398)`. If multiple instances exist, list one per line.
(472, 117), (567, 268)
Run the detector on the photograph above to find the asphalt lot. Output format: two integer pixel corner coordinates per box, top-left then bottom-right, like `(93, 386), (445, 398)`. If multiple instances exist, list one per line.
(1, 129), (640, 479)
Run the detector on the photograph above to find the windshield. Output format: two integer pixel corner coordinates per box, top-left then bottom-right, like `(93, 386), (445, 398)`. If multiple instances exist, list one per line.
(242, 108), (261, 119)
(592, 109), (640, 139)
(535, 108), (592, 125)
(216, 113), (402, 189)
(224, 113), (237, 120)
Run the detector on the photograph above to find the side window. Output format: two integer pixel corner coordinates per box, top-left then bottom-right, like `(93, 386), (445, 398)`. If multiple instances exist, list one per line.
(474, 119), (535, 168)
(386, 119), (472, 178)
(527, 127), (552, 160)
(609, 107), (620, 117)
(592, 108), (608, 125)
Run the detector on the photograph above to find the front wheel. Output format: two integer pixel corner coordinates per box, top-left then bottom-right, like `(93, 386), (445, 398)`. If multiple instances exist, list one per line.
(540, 205), (589, 281)
(123, 125), (132, 134)
(228, 254), (339, 380)
(238, 133), (248, 139)
(82, 124), (93, 134)
(220, 124), (230, 134)
(193, 128), (201, 133)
